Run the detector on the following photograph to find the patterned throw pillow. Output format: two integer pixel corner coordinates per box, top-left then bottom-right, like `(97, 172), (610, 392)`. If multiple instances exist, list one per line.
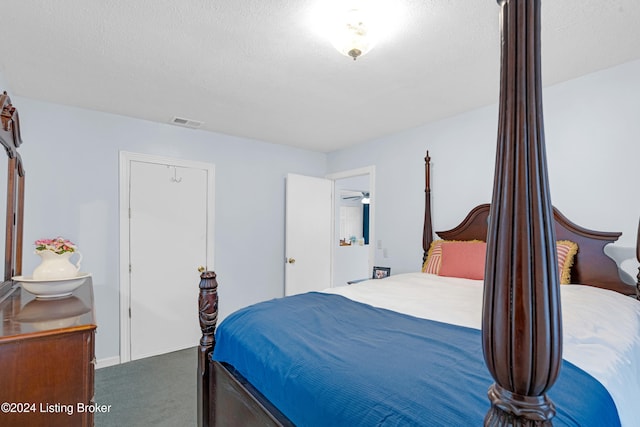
(556, 240), (579, 285)
(422, 239), (446, 274)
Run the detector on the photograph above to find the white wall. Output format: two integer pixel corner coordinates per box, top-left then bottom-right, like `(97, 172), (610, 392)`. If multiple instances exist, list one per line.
(15, 97), (326, 363)
(0, 74), (11, 93)
(327, 59), (640, 282)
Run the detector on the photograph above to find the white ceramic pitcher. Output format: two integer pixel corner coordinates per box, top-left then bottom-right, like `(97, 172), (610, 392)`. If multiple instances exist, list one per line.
(32, 250), (83, 280)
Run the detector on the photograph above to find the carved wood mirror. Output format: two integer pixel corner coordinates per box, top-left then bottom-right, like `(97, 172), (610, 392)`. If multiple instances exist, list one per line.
(0, 91), (25, 297)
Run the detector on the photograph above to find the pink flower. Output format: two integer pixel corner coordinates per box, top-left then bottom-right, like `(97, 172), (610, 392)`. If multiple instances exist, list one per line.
(35, 237), (77, 254)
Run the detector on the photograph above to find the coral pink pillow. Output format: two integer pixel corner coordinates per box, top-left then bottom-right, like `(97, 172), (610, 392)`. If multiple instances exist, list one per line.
(438, 241), (487, 280)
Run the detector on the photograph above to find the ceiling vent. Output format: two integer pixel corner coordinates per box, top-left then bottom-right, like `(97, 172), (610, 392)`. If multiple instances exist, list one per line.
(171, 116), (203, 129)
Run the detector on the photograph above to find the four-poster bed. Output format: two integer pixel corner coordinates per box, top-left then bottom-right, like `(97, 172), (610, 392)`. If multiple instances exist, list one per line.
(196, 158), (640, 426)
(197, 0), (640, 426)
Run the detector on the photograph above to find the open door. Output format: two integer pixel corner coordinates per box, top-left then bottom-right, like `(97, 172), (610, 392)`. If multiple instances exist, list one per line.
(285, 173), (332, 296)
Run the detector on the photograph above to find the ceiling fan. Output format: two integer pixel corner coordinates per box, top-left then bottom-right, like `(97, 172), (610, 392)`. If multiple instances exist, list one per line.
(341, 191), (370, 204)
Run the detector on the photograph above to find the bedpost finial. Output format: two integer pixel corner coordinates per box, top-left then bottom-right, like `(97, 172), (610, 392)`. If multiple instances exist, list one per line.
(198, 270), (219, 340)
(199, 269), (217, 281)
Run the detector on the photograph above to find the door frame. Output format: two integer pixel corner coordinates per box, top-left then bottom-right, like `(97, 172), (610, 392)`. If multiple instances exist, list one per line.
(118, 151), (215, 363)
(326, 166), (375, 287)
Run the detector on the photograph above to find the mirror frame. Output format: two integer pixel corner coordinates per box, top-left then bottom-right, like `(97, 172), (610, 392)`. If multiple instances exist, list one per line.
(0, 90), (25, 297)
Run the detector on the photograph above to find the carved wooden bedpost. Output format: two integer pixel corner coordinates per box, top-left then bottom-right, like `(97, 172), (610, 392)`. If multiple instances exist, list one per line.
(423, 151), (433, 264)
(483, 0), (562, 425)
(197, 270), (219, 427)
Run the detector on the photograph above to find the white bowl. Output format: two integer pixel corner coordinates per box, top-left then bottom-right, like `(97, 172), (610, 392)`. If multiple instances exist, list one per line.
(12, 273), (91, 299)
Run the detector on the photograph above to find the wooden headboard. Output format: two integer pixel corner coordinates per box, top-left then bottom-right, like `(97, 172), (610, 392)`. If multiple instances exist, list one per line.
(434, 203), (636, 296)
(422, 151), (638, 298)
(422, 150), (638, 298)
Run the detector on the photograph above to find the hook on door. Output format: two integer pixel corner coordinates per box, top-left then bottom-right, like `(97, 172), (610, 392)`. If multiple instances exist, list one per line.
(170, 166), (182, 183)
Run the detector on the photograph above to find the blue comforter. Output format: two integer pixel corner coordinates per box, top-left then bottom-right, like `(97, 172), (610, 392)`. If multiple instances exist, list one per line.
(213, 292), (620, 426)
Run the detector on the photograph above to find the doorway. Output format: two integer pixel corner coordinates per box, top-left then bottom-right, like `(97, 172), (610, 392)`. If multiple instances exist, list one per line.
(327, 167), (375, 287)
(284, 167), (375, 293)
(119, 152), (215, 362)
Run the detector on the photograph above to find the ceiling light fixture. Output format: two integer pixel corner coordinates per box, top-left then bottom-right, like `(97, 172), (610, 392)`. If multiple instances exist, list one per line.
(310, 0), (404, 61)
(329, 8), (377, 60)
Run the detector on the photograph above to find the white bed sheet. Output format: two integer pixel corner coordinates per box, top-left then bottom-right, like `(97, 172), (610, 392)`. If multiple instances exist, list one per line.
(323, 272), (640, 427)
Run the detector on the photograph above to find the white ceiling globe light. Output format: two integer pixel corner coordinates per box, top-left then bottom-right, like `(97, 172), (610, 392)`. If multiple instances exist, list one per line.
(330, 8), (378, 60)
(310, 0), (403, 61)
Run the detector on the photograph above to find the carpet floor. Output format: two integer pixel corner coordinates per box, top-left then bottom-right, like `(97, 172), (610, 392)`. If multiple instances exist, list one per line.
(94, 346), (197, 427)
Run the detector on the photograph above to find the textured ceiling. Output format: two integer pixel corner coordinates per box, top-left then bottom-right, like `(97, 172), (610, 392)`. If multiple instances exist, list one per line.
(1, 0), (639, 152)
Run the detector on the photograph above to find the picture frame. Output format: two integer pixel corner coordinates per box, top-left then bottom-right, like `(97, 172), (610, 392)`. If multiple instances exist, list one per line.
(372, 266), (391, 279)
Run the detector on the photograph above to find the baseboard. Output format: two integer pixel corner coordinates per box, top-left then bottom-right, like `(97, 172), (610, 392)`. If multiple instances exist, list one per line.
(96, 355), (121, 369)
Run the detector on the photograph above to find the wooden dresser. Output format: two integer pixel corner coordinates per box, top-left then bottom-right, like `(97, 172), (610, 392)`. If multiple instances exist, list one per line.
(0, 280), (96, 427)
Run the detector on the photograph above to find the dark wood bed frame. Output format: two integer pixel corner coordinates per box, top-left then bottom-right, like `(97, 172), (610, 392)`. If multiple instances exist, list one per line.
(197, 1), (640, 426)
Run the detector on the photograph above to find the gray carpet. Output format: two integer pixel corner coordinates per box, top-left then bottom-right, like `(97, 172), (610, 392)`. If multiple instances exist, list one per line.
(94, 347), (197, 427)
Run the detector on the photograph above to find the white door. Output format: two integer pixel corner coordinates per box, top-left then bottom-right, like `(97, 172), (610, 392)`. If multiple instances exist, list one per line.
(285, 174), (332, 296)
(121, 153), (214, 361)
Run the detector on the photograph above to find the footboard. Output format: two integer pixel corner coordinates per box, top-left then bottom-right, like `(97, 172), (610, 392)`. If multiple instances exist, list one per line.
(197, 270), (294, 427)
(211, 362), (294, 426)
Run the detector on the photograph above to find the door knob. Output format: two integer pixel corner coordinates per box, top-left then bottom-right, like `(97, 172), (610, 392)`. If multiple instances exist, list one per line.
(198, 266), (205, 272)
(287, 258), (296, 264)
